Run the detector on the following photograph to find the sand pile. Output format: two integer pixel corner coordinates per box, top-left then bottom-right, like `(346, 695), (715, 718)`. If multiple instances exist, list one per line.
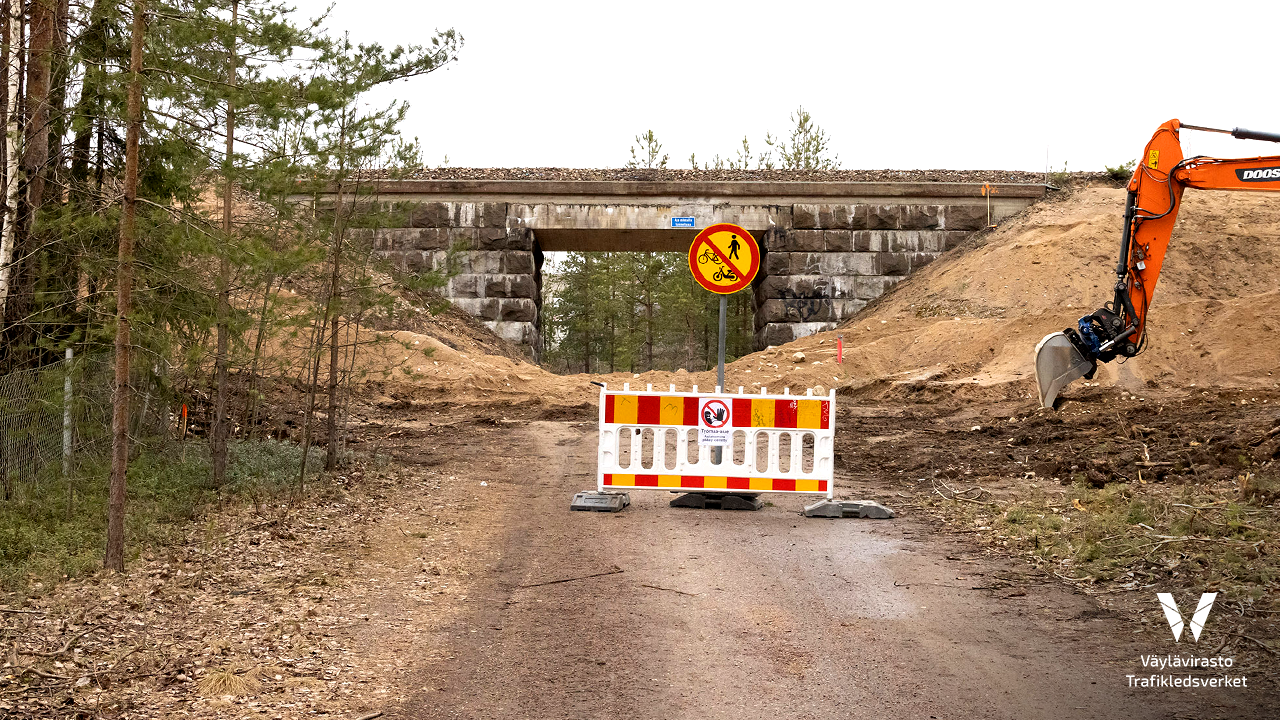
(589, 187), (1280, 404)
(775, 187), (1280, 399)
(328, 186), (1280, 410)
(312, 303), (588, 409)
(248, 287), (585, 411)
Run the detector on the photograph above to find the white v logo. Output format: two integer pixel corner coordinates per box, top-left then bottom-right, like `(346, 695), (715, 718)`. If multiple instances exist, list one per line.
(1156, 592), (1217, 642)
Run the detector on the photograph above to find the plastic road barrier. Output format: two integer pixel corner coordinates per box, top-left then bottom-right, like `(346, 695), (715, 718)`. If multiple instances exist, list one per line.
(597, 383), (836, 499)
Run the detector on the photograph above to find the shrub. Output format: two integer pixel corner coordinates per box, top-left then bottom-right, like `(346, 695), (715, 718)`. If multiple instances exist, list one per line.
(1105, 160), (1136, 183)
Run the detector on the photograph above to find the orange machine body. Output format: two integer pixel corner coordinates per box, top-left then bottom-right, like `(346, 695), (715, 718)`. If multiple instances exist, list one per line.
(1120, 119), (1280, 349)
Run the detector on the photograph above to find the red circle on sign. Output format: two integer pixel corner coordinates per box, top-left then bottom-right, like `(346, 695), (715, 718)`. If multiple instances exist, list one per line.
(701, 399), (731, 428)
(687, 223), (760, 295)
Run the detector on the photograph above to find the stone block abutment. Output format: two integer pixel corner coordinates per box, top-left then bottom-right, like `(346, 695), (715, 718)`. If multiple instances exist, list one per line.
(318, 178), (1046, 359)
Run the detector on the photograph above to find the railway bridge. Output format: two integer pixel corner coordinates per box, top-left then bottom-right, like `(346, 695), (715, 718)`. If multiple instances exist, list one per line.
(333, 173), (1048, 357)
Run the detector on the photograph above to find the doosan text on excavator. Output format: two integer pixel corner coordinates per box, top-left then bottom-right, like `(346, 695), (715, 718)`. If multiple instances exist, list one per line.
(1034, 119), (1280, 408)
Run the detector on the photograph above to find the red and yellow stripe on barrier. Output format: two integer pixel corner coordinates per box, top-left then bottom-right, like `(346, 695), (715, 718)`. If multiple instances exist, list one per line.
(604, 394), (830, 430)
(602, 473), (827, 493)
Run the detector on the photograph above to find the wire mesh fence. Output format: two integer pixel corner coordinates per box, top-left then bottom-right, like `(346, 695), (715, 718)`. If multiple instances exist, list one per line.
(0, 344), (363, 514)
(0, 352), (187, 501)
(0, 355), (70, 499)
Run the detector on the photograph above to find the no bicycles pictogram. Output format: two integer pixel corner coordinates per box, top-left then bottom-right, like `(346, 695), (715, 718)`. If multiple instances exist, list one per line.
(687, 223), (759, 294)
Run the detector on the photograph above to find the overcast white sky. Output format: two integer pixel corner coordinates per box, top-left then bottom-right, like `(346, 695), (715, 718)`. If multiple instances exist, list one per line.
(291, 0), (1279, 172)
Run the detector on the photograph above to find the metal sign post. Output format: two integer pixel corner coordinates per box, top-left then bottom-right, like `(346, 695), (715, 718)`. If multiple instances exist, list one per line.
(717, 295), (727, 391)
(687, 222), (760, 466)
(715, 295), (728, 462)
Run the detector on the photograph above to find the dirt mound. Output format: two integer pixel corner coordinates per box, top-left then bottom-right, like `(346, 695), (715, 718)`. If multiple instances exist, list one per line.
(579, 186), (1280, 405)
(323, 186), (1280, 411)
(248, 286), (585, 416)
(317, 297), (580, 410)
(819, 186), (1280, 398)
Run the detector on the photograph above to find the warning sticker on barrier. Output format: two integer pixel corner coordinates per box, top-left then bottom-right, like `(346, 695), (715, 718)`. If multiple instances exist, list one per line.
(698, 398), (731, 445)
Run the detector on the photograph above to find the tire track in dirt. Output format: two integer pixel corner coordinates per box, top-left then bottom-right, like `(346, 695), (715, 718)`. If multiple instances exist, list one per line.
(365, 420), (1272, 719)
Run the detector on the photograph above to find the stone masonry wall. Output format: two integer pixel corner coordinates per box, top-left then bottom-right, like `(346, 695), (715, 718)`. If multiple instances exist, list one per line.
(360, 197), (1021, 358)
(359, 201), (541, 356)
(753, 203), (990, 347)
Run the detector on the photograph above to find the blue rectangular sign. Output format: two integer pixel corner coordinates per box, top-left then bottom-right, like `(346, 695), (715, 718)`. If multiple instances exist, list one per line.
(671, 217), (696, 228)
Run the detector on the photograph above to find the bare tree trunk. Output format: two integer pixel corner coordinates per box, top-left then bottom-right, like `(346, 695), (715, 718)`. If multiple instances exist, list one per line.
(339, 300), (363, 462)
(301, 154), (346, 485)
(246, 272), (277, 436)
(582, 254), (591, 373)
(5, 0), (55, 362)
(106, 0), (145, 573)
(0, 0), (20, 317)
(295, 298), (326, 493)
(644, 255), (654, 369)
(46, 0), (68, 185)
(211, 0), (238, 488)
(321, 122), (351, 473)
(323, 220), (343, 471)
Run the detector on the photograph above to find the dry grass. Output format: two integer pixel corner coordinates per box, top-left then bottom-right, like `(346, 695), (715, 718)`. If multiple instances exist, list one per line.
(922, 472), (1280, 612)
(197, 665), (262, 697)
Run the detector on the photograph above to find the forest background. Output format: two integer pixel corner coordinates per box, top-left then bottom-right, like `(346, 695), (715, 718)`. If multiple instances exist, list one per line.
(0, 0), (837, 585)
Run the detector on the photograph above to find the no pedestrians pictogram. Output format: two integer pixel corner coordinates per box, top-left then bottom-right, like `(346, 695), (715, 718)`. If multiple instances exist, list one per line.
(698, 397), (732, 446)
(688, 223), (760, 294)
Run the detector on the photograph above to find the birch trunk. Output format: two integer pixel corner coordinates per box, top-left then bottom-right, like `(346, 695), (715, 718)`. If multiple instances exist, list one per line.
(0, 0), (22, 318)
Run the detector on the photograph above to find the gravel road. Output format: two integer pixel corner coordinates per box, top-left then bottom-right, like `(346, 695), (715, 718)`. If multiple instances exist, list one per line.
(379, 420), (1268, 720)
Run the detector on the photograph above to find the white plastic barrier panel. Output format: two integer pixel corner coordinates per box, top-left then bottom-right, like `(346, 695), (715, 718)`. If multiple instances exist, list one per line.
(597, 383), (836, 499)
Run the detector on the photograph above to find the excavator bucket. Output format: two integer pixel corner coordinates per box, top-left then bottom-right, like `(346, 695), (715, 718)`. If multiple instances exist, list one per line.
(1034, 332), (1095, 409)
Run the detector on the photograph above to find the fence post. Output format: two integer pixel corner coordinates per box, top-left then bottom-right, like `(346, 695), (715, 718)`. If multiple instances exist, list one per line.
(63, 347), (72, 477)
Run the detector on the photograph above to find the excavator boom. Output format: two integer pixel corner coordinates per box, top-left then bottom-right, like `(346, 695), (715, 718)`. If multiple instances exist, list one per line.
(1035, 119), (1280, 408)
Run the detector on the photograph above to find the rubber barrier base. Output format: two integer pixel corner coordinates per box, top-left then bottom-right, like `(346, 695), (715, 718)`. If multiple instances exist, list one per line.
(669, 492), (763, 511)
(570, 491), (631, 513)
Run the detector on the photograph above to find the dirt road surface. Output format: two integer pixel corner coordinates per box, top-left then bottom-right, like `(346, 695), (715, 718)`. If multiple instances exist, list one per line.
(343, 416), (1272, 720)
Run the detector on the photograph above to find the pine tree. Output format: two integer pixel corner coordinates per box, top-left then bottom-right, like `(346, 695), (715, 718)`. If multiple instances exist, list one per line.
(106, 0), (147, 573)
(766, 106), (839, 170)
(626, 130), (668, 169)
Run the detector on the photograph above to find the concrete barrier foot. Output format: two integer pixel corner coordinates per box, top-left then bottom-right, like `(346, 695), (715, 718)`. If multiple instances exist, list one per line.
(669, 492), (707, 509)
(803, 499), (895, 519)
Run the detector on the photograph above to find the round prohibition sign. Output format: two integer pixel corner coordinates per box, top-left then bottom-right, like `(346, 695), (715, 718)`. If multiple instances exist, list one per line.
(701, 399), (731, 428)
(688, 223), (760, 294)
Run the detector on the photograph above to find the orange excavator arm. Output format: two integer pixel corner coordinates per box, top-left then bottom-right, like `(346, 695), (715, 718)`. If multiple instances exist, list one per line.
(1035, 119), (1280, 408)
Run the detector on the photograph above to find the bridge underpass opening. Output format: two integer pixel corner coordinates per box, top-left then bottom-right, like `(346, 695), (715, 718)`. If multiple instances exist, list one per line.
(535, 236), (760, 375)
